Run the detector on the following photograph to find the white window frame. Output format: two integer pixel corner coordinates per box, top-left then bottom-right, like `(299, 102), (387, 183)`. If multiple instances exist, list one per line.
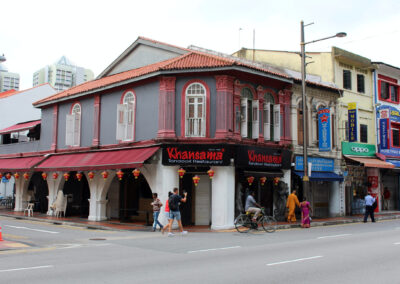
(185, 83), (206, 137)
(116, 91), (136, 141)
(66, 103), (81, 146)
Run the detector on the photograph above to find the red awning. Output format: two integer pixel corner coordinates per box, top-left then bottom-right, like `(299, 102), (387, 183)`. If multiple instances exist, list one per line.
(0, 120), (41, 135)
(345, 156), (395, 169)
(35, 147), (160, 171)
(0, 156), (45, 172)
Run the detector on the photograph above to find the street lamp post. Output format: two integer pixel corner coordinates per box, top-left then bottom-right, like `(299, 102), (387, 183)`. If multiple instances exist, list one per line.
(300, 20), (346, 194)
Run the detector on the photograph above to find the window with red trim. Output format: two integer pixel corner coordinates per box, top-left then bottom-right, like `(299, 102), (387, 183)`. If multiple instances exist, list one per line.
(185, 83), (206, 137)
(116, 91), (136, 141)
(392, 122), (400, 147)
(379, 80), (399, 104)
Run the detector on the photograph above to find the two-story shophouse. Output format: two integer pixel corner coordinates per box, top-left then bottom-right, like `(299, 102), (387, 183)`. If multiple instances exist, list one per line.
(374, 62), (400, 211)
(0, 37), (301, 229)
(234, 46), (399, 216)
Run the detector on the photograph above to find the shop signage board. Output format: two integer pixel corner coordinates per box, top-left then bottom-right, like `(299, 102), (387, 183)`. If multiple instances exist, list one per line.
(235, 146), (291, 169)
(162, 144), (231, 166)
(318, 108), (331, 151)
(379, 118), (389, 150)
(295, 156), (334, 172)
(341, 142), (376, 157)
(348, 102), (358, 142)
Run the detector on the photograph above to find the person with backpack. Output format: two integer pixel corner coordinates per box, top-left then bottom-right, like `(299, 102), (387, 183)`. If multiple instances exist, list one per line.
(164, 187), (187, 237)
(364, 192), (376, 223)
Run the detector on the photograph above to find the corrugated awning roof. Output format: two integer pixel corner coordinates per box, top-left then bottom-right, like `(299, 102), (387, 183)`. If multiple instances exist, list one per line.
(0, 120), (41, 135)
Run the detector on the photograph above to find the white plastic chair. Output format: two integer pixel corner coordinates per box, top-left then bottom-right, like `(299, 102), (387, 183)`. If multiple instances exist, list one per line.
(55, 195), (67, 217)
(24, 203), (34, 217)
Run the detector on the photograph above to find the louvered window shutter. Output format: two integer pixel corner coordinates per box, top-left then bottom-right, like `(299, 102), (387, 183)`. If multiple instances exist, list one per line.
(273, 104), (281, 142)
(116, 104), (127, 140)
(252, 100), (259, 139)
(240, 99), (248, 137)
(264, 103), (271, 140)
(126, 102), (134, 140)
(65, 114), (74, 146)
(73, 113), (81, 146)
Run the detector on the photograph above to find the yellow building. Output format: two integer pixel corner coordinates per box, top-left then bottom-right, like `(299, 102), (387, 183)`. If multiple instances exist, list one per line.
(234, 47), (375, 148)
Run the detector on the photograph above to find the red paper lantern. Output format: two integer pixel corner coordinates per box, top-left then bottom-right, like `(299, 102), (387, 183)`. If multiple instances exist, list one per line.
(247, 176), (254, 186)
(76, 172), (83, 181)
(178, 168), (186, 179)
(0, 173), (2, 179)
(5, 173), (11, 180)
(14, 173), (20, 180)
(207, 169), (215, 179)
(101, 171), (109, 180)
(53, 172), (59, 180)
(132, 168), (140, 179)
(260, 176), (267, 186)
(116, 170), (124, 180)
(192, 175), (200, 186)
(63, 172), (70, 181)
(23, 172), (29, 180)
(42, 172), (48, 180)
(273, 177), (280, 186)
(88, 171), (95, 181)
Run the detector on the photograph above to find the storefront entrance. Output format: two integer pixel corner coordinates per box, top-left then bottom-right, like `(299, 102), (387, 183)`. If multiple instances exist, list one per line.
(62, 171), (90, 218)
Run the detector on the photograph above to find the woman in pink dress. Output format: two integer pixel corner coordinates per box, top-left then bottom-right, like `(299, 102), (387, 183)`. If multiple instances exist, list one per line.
(300, 197), (312, 228)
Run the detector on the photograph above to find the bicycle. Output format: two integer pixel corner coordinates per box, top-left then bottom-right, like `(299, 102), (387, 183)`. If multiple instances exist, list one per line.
(234, 207), (277, 233)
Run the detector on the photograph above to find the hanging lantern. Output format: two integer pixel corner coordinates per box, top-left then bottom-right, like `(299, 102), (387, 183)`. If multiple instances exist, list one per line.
(23, 172), (29, 180)
(42, 172), (48, 180)
(247, 176), (254, 186)
(273, 177), (280, 186)
(260, 176), (267, 186)
(88, 171), (95, 181)
(0, 173), (2, 179)
(207, 169), (215, 179)
(101, 171), (109, 180)
(76, 172), (83, 181)
(132, 168), (140, 179)
(192, 175), (200, 186)
(5, 173), (11, 180)
(14, 173), (20, 180)
(116, 170), (124, 180)
(52, 172), (59, 180)
(63, 172), (70, 181)
(178, 168), (186, 179)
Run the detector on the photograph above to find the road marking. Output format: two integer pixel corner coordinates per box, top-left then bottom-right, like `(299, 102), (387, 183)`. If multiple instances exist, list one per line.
(317, 234), (351, 239)
(0, 247), (56, 255)
(267, 256), (323, 266)
(0, 265), (54, 273)
(188, 246), (241, 254)
(5, 225), (59, 234)
(394, 242), (400, 245)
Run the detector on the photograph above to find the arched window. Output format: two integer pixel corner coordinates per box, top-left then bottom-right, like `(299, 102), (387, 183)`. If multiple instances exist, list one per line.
(117, 91), (136, 141)
(240, 87), (259, 139)
(263, 93), (281, 141)
(66, 103), (81, 146)
(185, 83), (206, 137)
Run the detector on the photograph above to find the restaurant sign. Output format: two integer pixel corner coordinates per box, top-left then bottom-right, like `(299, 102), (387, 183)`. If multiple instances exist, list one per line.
(162, 144), (231, 166)
(235, 146), (291, 169)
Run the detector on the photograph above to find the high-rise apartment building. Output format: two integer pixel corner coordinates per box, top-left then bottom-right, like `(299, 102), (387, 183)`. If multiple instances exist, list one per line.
(0, 63), (20, 92)
(33, 56), (94, 91)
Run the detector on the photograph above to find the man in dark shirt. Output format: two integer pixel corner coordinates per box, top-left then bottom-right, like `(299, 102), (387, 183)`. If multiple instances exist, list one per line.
(166, 187), (187, 237)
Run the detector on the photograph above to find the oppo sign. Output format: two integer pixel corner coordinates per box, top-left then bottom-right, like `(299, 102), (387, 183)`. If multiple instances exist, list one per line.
(351, 146), (369, 153)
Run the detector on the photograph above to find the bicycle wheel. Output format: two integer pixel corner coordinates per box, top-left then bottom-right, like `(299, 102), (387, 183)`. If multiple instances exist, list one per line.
(234, 214), (251, 233)
(262, 216), (277, 233)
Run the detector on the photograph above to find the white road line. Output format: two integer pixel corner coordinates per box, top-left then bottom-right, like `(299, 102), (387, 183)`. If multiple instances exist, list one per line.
(394, 242), (400, 245)
(5, 225), (59, 234)
(267, 256), (323, 266)
(317, 234), (351, 239)
(188, 246), (241, 253)
(0, 265), (54, 273)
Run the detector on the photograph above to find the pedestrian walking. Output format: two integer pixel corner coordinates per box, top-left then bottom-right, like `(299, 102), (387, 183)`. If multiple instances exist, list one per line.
(151, 193), (163, 232)
(164, 187), (187, 237)
(300, 196), (312, 228)
(161, 192), (173, 234)
(383, 187), (390, 210)
(286, 189), (300, 223)
(364, 192), (376, 223)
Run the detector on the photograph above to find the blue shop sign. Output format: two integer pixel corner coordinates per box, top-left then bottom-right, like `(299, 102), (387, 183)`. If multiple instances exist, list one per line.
(318, 108), (331, 152)
(295, 156), (335, 172)
(377, 105), (400, 157)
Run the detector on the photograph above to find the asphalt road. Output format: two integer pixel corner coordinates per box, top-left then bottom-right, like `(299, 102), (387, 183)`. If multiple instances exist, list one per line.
(0, 216), (399, 284)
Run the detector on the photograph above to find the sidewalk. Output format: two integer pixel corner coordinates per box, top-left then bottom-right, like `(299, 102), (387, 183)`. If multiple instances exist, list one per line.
(1, 208), (400, 233)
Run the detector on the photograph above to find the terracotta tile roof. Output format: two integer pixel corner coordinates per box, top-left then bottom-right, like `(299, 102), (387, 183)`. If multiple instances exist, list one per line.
(34, 51), (290, 106)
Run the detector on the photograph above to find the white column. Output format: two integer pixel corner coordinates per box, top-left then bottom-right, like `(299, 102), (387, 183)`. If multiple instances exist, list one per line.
(329, 181), (341, 217)
(281, 169), (291, 193)
(88, 170), (115, 221)
(211, 166), (235, 230)
(14, 177), (26, 212)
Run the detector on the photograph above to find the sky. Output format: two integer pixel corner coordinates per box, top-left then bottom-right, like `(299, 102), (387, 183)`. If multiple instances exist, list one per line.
(1, 0), (400, 90)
